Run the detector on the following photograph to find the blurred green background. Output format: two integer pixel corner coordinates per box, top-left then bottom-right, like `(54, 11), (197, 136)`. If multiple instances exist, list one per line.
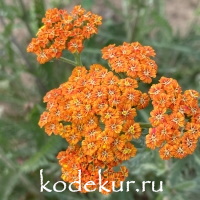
(0, 0), (200, 199)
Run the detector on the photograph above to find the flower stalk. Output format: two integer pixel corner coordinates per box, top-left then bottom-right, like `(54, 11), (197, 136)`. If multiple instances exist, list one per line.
(58, 57), (77, 66)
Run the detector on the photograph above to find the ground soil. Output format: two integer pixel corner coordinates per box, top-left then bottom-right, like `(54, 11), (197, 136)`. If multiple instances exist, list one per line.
(165, 0), (200, 36)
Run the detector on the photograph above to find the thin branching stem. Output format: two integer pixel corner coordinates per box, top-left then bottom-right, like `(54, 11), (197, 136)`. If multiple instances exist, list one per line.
(58, 57), (77, 66)
(74, 53), (83, 66)
(139, 122), (152, 129)
(59, 53), (82, 66)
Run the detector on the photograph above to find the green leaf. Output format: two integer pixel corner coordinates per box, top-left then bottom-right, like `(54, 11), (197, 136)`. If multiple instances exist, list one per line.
(0, 171), (21, 200)
(168, 159), (188, 186)
(20, 136), (63, 173)
(173, 181), (195, 191)
(193, 154), (200, 166)
(155, 193), (165, 200)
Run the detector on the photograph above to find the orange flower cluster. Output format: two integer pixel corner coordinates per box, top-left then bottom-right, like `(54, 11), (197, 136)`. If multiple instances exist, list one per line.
(146, 77), (200, 159)
(101, 42), (157, 83)
(38, 64), (149, 193)
(27, 5), (102, 64)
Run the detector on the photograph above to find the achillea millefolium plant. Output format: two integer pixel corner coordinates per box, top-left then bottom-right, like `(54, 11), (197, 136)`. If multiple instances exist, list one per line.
(27, 5), (200, 194)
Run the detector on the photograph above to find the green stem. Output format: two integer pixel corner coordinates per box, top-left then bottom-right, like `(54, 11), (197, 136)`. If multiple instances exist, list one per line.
(59, 54), (82, 66)
(58, 57), (77, 66)
(139, 123), (152, 129)
(74, 53), (83, 66)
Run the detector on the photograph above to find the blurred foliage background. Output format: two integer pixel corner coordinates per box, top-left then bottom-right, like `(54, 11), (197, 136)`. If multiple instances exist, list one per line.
(0, 0), (200, 200)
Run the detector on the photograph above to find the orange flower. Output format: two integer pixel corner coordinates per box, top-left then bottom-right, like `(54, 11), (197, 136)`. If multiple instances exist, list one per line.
(172, 141), (188, 159)
(122, 88), (141, 106)
(138, 64), (156, 83)
(101, 42), (157, 83)
(146, 128), (162, 149)
(97, 131), (114, 148)
(147, 76), (200, 159)
(148, 83), (164, 98)
(118, 77), (138, 91)
(110, 57), (127, 73)
(123, 121), (141, 140)
(39, 64), (150, 188)
(159, 144), (174, 160)
(111, 136), (126, 150)
(82, 139), (99, 156)
(156, 123), (172, 141)
(149, 108), (167, 126)
(65, 130), (82, 145)
(101, 44), (117, 60)
(39, 57), (159, 193)
(169, 112), (185, 128)
(117, 104), (137, 121)
(91, 86), (108, 101)
(100, 107), (119, 122)
(137, 93), (150, 109)
(115, 142), (137, 160)
(104, 118), (123, 133)
(67, 39), (83, 53)
(151, 93), (170, 108)
(97, 148), (114, 162)
(27, 5), (102, 64)
(108, 95), (125, 108)
(185, 122), (200, 139)
(181, 132), (197, 154)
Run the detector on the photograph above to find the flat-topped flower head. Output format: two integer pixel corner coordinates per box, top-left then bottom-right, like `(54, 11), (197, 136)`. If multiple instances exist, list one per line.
(27, 5), (102, 64)
(146, 77), (200, 159)
(35, 4), (200, 195)
(38, 64), (148, 193)
(101, 42), (157, 83)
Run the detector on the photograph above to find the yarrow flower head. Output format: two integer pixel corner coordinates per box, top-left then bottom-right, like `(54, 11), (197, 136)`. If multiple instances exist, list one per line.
(27, 5), (102, 64)
(38, 64), (150, 193)
(31, 4), (200, 195)
(146, 77), (200, 159)
(101, 42), (157, 83)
